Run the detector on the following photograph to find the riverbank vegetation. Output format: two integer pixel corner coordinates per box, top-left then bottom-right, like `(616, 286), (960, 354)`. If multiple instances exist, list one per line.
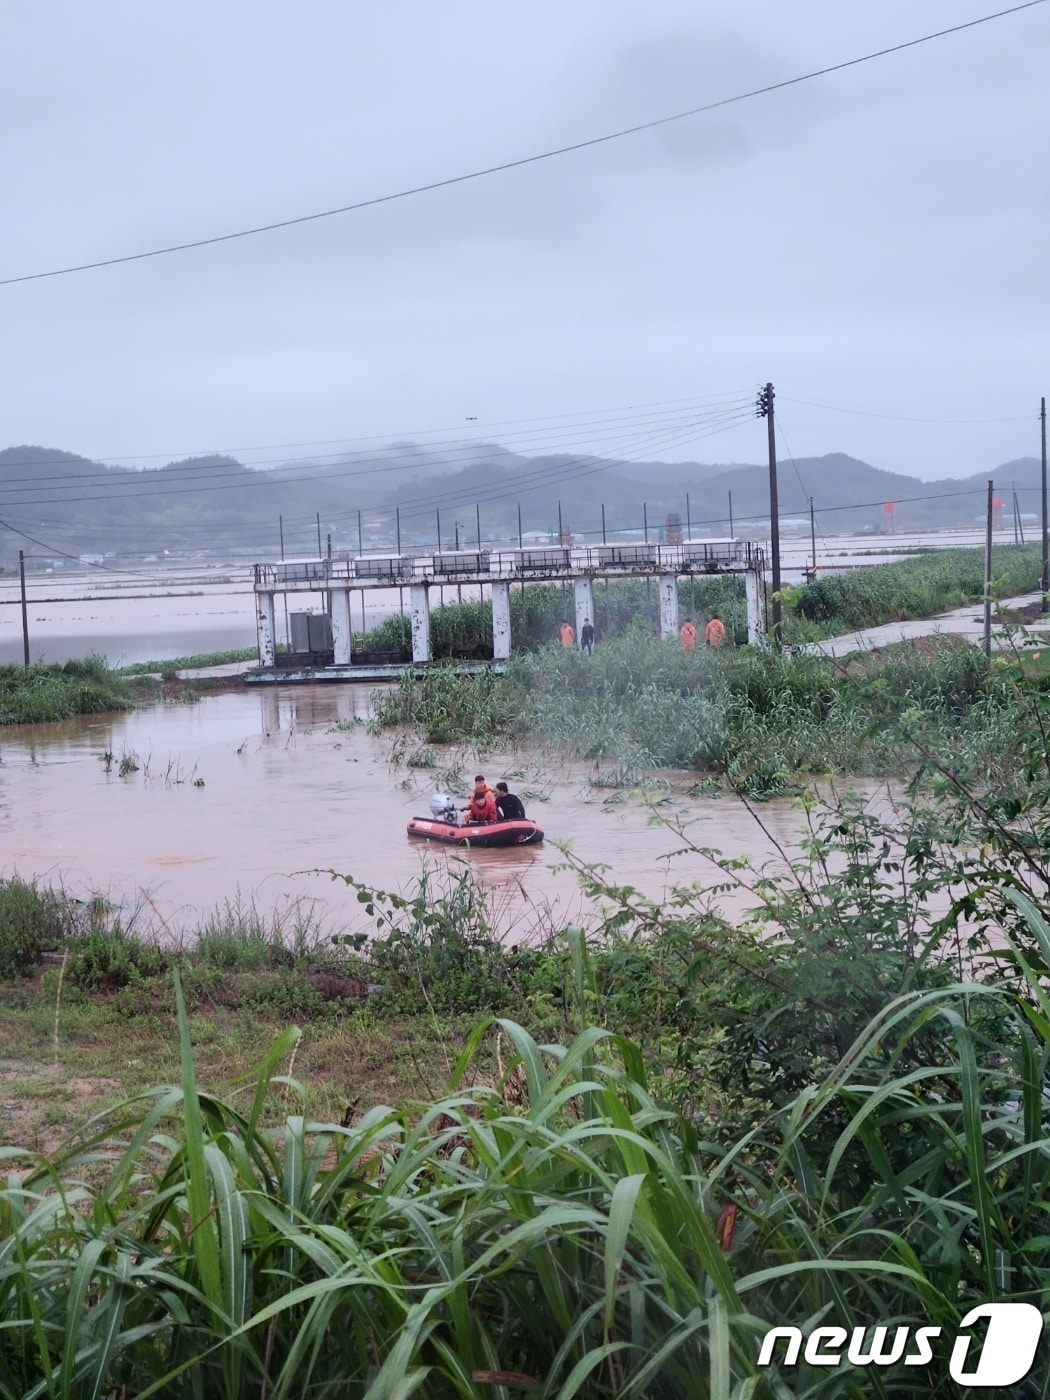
(116, 645), (260, 677)
(790, 541), (1040, 632)
(2, 725), (1050, 1394)
(0, 655), (135, 725)
(371, 628), (1026, 789)
(357, 544), (1042, 659)
(0, 648), (260, 726)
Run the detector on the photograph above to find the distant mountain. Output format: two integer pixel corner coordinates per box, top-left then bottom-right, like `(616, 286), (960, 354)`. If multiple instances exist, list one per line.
(0, 440), (1040, 566)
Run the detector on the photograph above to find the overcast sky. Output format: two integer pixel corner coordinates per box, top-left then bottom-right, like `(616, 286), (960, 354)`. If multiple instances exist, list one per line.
(2, 0), (1047, 482)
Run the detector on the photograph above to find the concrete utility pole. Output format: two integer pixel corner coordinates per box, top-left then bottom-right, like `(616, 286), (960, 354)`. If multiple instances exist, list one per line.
(19, 550), (29, 667)
(1041, 397), (1048, 612)
(984, 479), (994, 660)
(756, 383), (781, 640)
(279, 515), (290, 647)
(809, 496), (817, 575)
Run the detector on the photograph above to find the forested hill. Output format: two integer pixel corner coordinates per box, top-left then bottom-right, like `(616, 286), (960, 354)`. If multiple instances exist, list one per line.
(0, 441), (1038, 563)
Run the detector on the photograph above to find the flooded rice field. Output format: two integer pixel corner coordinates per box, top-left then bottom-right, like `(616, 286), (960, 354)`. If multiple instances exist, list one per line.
(0, 684), (840, 944)
(0, 529), (1016, 666)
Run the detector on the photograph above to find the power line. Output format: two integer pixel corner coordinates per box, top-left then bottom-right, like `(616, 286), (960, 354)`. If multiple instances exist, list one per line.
(1, 481), (1021, 573)
(0, 406), (756, 537)
(0, 402), (754, 517)
(0, 397), (751, 490)
(0, 413), (758, 565)
(778, 394), (1035, 425)
(2, 0), (1044, 289)
(0, 391), (748, 470)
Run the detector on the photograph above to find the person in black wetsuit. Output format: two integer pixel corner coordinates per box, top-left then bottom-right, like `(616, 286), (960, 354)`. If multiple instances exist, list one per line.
(494, 782), (526, 821)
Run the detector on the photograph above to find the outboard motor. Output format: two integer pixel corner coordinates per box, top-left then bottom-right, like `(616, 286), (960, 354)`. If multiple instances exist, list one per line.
(429, 792), (457, 824)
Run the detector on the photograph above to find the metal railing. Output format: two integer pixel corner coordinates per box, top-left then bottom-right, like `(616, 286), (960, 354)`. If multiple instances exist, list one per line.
(253, 540), (764, 589)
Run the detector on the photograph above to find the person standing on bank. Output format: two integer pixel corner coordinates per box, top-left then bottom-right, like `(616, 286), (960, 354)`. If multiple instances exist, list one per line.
(705, 614), (726, 647)
(679, 618), (697, 652)
(559, 619), (575, 648)
(580, 618), (594, 654)
(494, 782), (526, 821)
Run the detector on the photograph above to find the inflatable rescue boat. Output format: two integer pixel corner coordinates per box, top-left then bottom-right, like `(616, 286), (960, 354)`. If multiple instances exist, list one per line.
(408, 793), (544, 847)
(407, 816), (544, 847)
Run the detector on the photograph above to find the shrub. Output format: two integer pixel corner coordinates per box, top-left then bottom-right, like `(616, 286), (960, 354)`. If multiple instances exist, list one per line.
(66, 925), (169, 991)
(0, 878), (68, 980)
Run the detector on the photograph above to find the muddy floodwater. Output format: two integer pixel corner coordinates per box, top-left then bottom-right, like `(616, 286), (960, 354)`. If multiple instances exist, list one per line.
(0, 685), (841, 944)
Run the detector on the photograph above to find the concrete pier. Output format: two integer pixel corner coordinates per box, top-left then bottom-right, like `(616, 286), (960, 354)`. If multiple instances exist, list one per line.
(409, 584), (430, 664)
(573, 577), (594, 644)
(491, 581), (512, 660)
(658, 574), (679, 641)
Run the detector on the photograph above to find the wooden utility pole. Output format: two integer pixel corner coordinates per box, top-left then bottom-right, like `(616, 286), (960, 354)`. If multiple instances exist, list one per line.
(984, 479), (994, 660)
(18, 550), (29, 667)
(757, 383), (781, 640)
(1042, 397), (1048, 612)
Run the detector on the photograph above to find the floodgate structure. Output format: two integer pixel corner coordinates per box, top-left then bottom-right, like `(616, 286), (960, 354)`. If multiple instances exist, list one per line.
(247, 540), (766, 682)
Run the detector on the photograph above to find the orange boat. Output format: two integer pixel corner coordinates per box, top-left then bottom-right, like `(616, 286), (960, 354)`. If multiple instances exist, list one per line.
(407, 816), (544, 847)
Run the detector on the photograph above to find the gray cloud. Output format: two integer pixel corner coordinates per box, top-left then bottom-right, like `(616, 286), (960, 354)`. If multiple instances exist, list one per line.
(0, 0), (1046, 482)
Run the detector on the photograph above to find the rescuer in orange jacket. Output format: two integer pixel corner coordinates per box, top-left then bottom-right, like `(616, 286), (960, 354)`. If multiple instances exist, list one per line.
(679, 619), (697, 652)
(705, 614), (726, 646)
(463, 774), (498, 824)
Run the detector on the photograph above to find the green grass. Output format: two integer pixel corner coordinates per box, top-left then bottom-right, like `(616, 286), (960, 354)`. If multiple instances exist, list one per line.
(0, 656), (135, 724)
(791, 543), (1041, 635)
(116, 646), (260, 676)
(0, 924), (1047, 1396)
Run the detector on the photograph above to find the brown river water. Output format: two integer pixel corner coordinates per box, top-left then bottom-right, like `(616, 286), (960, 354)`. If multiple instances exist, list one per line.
(0, 684), (835, 945)
(0, 557), (927, 944)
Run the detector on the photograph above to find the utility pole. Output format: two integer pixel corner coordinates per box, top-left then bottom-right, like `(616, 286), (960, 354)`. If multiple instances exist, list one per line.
(984, 479), (994, 660)
(357, 509), (365, 633)
(1042, 396), (1048, 612)
(728, 490), (734, 538)
(279, 515), (289, 648)
(19, 550), (29, 667)
(809, 497), (817, 576)
(396, 508), (403, 619)
(1012, 483), (1020, 546)
(686, 492), (691, 540)
(756, 383), (781, 640)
